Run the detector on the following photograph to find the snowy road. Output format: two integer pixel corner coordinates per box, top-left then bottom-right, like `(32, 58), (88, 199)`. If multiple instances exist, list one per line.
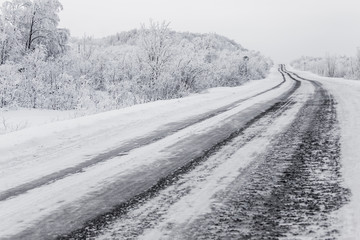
(0, 66), (357, 239)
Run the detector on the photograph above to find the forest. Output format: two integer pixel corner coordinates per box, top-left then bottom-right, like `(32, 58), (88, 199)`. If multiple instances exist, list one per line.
(291, 49), (360, 80)
(0, 0), (273, 111)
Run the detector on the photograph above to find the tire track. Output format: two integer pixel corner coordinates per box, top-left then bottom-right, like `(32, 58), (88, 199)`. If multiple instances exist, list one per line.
(181, 66), (351, 239)
(53, 67), (300, 240)
(95, 95), (298, 240)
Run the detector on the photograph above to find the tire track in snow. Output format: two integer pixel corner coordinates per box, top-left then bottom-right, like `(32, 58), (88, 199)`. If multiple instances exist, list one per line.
(95, 90), (300, 240)
(1, 67), (295, 240)
(177, 67), (351, 239)
(52, 66), (301, 240)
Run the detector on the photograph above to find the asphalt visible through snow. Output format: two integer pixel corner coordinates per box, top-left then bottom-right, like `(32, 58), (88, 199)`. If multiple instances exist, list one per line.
(53, 66), (349, 239)
(173, 68), (351, 240)
(2, 66), (351, 240)
(54, 66), (300, 239)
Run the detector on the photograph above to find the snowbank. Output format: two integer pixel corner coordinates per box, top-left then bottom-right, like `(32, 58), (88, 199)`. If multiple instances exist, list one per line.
(0, 108), (81, 135)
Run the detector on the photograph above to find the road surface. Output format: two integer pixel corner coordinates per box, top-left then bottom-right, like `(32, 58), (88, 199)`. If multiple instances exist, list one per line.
(0, 65), (356, 239)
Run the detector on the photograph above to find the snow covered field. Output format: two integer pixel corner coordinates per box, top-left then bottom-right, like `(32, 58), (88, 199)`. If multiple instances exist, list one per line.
(0, 108), (82, 135)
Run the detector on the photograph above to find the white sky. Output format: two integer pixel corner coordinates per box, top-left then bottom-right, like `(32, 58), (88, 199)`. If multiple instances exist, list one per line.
(3, 0), (360, 63)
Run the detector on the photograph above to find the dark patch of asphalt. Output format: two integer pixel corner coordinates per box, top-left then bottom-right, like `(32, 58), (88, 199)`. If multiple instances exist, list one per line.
(0, 71), (286, 202)
(181, 67), (351, 239)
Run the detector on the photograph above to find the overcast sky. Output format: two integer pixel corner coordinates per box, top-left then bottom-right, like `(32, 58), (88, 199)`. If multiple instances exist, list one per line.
(3, 0), (360, 63)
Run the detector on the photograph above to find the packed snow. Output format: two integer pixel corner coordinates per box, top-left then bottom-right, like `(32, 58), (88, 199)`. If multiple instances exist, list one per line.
(288, 66), (360, 239)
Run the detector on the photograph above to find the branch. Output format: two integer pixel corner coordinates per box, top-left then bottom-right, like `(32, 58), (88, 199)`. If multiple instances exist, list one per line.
(30, 35), (48, 45)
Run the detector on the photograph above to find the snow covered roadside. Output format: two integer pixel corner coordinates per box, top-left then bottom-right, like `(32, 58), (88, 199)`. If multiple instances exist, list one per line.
(288, 66), (360, 239)
(0, 108), (82, 135)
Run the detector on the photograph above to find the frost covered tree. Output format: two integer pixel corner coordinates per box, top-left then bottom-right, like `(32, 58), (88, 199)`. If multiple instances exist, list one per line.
(325, 54), (336, 77)
(0, 0), (25, 63)
(172, 39), (205, 91)
(0, 0), (69, 60)
(0, 0), (71, 109)
(139, 21), (173, 86)
(291, 49), (360, 80)
(354, 48), (360, 79)
(0, 13), (273, 111)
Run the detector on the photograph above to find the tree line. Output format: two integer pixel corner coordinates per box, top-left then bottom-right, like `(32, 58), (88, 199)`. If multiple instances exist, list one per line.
(291, 49), (360, 80)
(0, 0), (273, 111)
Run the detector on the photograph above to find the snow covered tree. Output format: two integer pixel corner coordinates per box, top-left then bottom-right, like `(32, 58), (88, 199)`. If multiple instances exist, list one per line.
(139, 21), (173, 86)
(291, 50), (360, 80)
(325, 54), (336, 77)
(23, 0), (69, 57)
(0, 0), (26, 63)
(354, 48), (360, 79)
(0, 14), (273, 110)
(0, 0), (69, 60)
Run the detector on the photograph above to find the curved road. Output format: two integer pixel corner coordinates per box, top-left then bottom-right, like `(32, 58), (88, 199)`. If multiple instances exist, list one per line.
(0, 65), (351, 239)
